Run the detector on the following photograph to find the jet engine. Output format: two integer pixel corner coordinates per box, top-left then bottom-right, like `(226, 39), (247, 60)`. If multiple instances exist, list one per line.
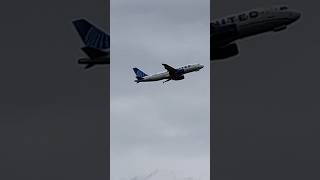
(211, 24), (238, 47)
(211, 43), (239, 60)
(173, 75), (185, 81)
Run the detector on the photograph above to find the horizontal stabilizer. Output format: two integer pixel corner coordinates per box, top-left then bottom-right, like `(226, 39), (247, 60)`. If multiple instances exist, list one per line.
(85, 64), (95, 69)
(81, 47), (107, 59)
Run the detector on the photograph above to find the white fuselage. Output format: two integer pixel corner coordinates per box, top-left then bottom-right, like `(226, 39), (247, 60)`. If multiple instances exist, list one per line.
(138, 64), (204, 82)
(211, 6), (301, 44)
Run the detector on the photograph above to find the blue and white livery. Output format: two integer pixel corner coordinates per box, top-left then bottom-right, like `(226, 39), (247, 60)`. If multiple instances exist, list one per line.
(133, 63), (204, 83)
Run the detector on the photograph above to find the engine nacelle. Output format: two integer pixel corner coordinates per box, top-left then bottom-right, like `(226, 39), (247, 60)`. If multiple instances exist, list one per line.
(173, 75), (185, 81)
(211, 24), (238, 47)
(211, 43), (239, 60)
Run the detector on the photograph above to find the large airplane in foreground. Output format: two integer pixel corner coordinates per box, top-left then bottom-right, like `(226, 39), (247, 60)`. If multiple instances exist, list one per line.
(133, 63), (204, 83)
(73, 19), (110, 69)
(211, 5), (301, 60)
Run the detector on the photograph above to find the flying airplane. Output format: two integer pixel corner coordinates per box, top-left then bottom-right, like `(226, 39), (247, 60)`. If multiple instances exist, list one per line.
(133, 63), (204, 83)
(211, 5), (301, 60)
(73, 19), (110, 69)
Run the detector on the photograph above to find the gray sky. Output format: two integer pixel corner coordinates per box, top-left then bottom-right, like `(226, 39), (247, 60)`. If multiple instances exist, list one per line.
(212, 0), (320, 179)
(0, 0), (109, 179)
(110, 0), (210, 179)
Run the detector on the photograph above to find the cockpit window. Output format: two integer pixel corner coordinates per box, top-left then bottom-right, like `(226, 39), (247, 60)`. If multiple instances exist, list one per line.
(280, 6), (288, 10)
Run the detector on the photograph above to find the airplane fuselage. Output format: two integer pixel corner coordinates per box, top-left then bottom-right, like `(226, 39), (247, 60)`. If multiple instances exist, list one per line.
(211, 6), (301, 60)
(135, 64), (204, 83)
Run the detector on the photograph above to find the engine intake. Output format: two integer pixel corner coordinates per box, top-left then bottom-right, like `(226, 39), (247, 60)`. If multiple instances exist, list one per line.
(172, 75), (185, 80)
(211, 43), (239, 60)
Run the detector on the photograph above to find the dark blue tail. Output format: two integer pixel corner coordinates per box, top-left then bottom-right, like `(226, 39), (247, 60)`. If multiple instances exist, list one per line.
(73, 19), (109, 49)
(133, 68), (148, 80)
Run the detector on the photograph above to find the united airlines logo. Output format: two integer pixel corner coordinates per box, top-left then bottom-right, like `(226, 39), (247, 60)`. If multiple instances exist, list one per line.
(137, 71), (145, 77)
(212, 11), (259, 26)
(85, 27), (109, 49)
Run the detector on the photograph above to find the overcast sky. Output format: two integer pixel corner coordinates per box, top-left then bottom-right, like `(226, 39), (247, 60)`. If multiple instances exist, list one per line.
(212, 0), (320, 179)
(110, 0), (210, 179)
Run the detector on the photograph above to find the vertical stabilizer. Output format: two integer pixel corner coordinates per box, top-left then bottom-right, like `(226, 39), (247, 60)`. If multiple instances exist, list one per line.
(73, 19), (109, 49)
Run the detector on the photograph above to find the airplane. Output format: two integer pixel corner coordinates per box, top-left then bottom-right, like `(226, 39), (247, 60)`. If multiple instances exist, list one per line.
(133, 63), (204, 83)
(73, 19), (110, 69)
(211, 5), (301, 60)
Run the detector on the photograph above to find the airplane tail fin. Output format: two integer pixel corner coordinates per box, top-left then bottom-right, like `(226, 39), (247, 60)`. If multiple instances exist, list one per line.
(133, 68), (148, 80)
(72, 19), (109, 49)
(81, 47), (108, 59)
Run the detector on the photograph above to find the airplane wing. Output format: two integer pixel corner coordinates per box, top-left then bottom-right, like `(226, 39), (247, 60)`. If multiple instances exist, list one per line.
(211, 23), (238, 47)
(162, 64), (177, 76)
(210, 23), (239, 60)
